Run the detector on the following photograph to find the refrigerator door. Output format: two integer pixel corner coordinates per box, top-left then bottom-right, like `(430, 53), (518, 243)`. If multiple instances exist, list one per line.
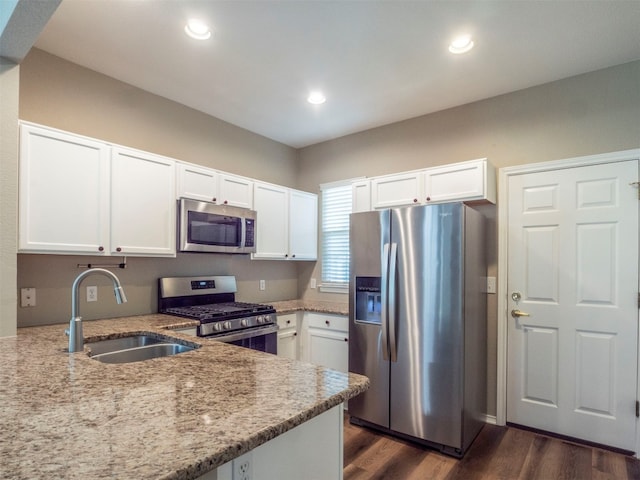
(389, 203), (464, 448)
(348, 210), (390, 428)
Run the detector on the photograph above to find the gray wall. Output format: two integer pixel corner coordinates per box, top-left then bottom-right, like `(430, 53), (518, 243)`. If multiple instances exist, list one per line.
(13, 47), (640, 418)
(17, 49), (303, 327)
(296, 60), (640, 417)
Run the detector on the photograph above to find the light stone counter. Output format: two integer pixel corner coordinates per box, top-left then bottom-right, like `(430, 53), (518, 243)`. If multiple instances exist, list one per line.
(0, 314), (368, 480)
(270, 299), (348, 316)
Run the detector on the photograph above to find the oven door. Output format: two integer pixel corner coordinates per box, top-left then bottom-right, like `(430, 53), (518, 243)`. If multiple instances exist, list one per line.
(205, 324), (278, 355)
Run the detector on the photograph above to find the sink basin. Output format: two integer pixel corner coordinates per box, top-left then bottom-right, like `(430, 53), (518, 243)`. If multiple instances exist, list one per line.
(88, 334), (198, 364)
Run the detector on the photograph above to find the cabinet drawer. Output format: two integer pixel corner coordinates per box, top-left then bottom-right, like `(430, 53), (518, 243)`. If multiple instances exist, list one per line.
(304, 313), (348, 332)
(277, 313), (298, 329)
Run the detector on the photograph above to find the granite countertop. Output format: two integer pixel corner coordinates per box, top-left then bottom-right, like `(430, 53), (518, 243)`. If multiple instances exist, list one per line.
(0, 314), (368, 480)
(270, 299), (348, 316)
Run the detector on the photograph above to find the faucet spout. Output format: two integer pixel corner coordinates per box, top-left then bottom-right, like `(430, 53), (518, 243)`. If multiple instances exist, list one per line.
(67, 268), (127, 353)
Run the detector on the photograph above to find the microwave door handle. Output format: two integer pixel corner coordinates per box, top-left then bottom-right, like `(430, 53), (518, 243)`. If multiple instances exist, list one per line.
(240, 219), (247, 248)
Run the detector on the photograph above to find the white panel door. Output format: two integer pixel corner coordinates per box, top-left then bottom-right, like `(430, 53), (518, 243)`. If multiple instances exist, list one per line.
(506, 160), (638, 451)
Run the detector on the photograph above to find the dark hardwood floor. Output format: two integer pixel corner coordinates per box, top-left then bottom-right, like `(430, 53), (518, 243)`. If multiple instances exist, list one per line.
(344, 415), (640, 479)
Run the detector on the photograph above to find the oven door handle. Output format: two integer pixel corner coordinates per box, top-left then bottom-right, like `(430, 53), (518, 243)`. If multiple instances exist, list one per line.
(207, 324), (279, 343)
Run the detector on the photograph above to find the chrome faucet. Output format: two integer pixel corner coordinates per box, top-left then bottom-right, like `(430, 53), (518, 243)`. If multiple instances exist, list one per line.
(66, 268), (127, 352)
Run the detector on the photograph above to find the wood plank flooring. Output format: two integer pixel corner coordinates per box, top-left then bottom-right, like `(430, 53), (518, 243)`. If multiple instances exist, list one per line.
(344, 415), (640, 480)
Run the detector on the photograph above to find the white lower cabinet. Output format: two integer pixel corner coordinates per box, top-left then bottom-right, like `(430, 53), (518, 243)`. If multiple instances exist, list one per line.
(301, 313), (349, 373)
(276, 313), (298, 360)
(211, 404), (343, 480)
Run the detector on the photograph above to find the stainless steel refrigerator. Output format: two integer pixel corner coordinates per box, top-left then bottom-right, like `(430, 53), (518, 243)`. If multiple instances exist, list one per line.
(348, 202), (486, 457)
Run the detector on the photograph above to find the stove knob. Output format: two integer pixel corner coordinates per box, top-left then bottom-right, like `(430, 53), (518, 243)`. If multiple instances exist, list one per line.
(224, 321), (232, 330)
(241, 318), (248, 327)
(213, 323), (223, 331)
(257, 316), (265, 324)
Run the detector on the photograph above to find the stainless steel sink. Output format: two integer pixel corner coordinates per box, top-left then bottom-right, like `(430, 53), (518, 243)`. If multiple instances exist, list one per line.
(88, 334), (198, 364)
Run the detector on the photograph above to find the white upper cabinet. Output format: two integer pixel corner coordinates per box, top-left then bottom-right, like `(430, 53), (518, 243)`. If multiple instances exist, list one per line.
(352, 180), (371, 213)
(218, 173), (253, 209)
(176, 162), (218, 203)
(362, 158), (496, 212)
(19, 123), (110, 254)
(423, 158), (496, 204)
(252, 182), (318, 261)
(176, 163), (253, 208)
(110, 147), (176, 257)
(253, 182), (289, 259)
(288, 189), (318, 260)
(371, 171), (423, 209)
(19, 122), (176, 257)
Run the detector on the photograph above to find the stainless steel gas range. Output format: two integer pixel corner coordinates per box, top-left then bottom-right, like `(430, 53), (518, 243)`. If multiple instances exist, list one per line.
(158, 275), (278, 354)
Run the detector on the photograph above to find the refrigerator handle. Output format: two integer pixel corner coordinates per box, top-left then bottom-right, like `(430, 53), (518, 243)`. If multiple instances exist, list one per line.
(388, 242), (398, 362)
(381, 242), (390, 361)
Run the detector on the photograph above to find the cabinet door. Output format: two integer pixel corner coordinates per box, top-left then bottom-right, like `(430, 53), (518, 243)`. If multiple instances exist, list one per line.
(371, 172), (423, 209)
(288, 189), (317, 260)
(277, 329), (298, 360)
(423, 159), (495, 204)
(352, 180), (371, 213)
(252, 182), (288, 259)
(302, 313), (349, 372)
(19, 123), (110, 254)
(176, 162), (218, 202)
(307, 327), (349, 373)
(110, 147), (176, 256)
(218, 173), (253, 208)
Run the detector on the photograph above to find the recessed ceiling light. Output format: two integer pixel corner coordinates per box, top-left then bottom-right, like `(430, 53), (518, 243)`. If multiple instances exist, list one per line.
(185, 19), (212, 40)
(307, 91), (326, 105)
(448, 35), (474, 54)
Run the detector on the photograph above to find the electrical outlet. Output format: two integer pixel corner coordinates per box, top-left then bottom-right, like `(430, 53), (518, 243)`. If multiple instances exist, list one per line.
(259, 280), (265, 291)
(20, 288), (36, 307)
(87, 286), (98, 302)
(233, 452), (252, 480)
(310, 278), (317, 289)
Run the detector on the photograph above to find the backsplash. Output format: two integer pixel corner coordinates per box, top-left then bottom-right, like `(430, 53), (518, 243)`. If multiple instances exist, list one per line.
(17, 253), (299, 327)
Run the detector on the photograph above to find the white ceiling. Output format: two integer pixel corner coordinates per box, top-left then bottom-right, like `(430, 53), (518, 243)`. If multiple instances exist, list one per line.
(33, 1), (640, 148)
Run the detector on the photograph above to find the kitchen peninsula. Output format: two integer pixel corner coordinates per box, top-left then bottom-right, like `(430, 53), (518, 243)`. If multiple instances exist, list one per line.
(0, 314), (369, 479)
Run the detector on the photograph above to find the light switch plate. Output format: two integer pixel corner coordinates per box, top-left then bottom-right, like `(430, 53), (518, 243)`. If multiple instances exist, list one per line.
(486, 276), (497, 294)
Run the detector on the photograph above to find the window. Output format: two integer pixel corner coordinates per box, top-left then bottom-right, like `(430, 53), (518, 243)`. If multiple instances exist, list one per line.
(320, 181), (353, 292)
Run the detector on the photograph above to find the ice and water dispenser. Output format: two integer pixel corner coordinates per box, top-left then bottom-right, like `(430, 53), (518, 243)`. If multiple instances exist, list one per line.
(354, 277), (382, 325)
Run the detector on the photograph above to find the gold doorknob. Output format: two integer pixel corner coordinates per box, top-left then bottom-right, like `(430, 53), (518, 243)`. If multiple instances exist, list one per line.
(511, 309), (530, 318)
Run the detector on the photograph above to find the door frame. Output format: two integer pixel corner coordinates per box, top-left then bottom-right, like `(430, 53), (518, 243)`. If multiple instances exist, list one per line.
(496, 148), (640, 454)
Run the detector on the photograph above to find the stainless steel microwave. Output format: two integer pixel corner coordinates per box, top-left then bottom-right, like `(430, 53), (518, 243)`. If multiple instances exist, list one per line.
(179, 198), (257, 254)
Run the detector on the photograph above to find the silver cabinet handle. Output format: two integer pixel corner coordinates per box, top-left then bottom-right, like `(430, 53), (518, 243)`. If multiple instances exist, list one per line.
(511, 309), (530, 318)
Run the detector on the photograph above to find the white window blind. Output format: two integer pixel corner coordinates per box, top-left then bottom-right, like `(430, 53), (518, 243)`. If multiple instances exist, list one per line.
(321, 182), (352, 288)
